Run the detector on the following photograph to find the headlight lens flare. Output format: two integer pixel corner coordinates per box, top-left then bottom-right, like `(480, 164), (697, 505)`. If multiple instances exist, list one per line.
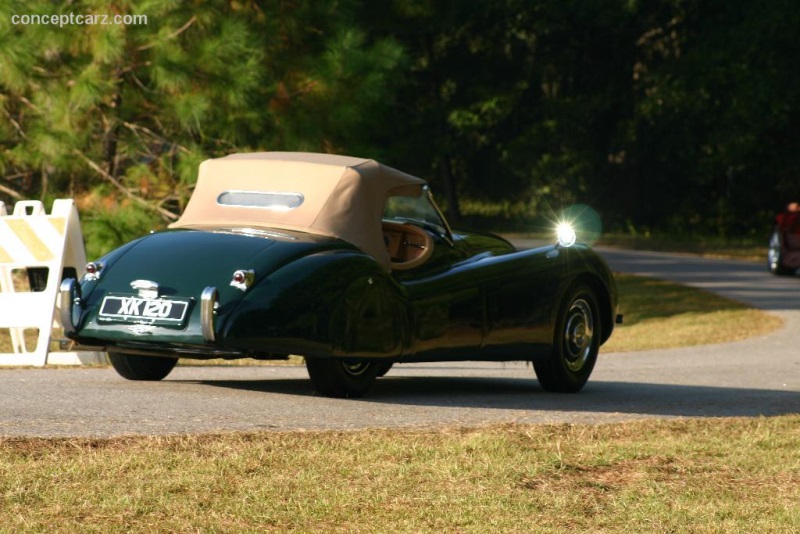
(556, 223), (577, 248)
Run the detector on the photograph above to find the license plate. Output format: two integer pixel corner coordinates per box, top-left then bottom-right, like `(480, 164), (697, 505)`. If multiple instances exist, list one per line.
(99, 295), (190, 326)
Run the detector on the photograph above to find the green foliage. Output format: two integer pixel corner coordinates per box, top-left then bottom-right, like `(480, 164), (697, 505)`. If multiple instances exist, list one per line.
(2, 0), (800, 246)
(604, 274), (782, 352)
(361, 0), (800, 233)
(358, 0), (644, 222)
(81, 201), (161, 259)
(1, 0), (404, 249)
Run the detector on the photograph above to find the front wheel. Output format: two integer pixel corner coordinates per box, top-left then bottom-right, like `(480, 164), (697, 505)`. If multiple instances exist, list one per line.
(305, 358), (380, 398)
(108, 352), (178, 381)
(768, 229), (793, 275)
(534, 285), (600, 393)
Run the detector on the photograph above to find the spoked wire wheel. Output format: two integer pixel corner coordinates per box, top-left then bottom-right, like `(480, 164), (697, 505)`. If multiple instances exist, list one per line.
(534, 285), (600, 393)
(562, 298), (595, 373)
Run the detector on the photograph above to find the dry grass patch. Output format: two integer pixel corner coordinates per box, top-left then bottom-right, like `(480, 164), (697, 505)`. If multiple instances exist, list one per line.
(0, 417), (798, 532)
(603, 274), (783, 352)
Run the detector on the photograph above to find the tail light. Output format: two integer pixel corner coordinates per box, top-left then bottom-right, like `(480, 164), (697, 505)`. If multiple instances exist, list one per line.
(230, 269), (255, 291)
(84, 261), (103, 281)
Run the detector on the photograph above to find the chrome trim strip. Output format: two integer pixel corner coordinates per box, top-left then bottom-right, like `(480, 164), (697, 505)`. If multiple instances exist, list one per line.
(200, 286), (218, 342)
(59, 278), (80, 334)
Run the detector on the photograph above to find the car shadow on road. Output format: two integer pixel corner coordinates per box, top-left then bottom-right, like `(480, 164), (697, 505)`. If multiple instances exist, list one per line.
(187, 377), (316, 396)
(373, 377), (800, 418)
(194, 375), (800, 419)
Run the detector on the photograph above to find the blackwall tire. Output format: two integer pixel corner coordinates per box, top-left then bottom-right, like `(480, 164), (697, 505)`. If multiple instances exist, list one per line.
(534, 285), (600, 393)
(108, 352), (178, 381)
(305, 358), (379, 398)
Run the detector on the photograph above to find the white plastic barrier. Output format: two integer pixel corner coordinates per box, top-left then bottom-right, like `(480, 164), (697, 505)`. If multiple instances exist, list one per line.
(0, 199), (104, 366)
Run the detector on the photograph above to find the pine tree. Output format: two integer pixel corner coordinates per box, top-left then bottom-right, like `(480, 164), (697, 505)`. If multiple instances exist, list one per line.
(0, 0), (403, 257)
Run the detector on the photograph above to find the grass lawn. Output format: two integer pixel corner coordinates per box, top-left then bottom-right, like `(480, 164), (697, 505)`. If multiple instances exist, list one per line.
(603, 274), (783, 352)
(1, 417), (798, 532)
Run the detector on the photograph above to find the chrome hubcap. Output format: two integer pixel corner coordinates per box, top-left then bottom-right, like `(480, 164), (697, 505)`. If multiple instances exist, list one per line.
(563, 298), (594, 372)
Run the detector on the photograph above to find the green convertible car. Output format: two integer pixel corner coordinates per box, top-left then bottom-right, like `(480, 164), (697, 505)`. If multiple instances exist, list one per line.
(62, 152), (619, 397)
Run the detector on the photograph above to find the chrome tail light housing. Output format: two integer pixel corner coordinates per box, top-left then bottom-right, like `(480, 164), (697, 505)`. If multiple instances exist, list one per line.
(230, 269), (255, 291)
(84, 261), (103, 281)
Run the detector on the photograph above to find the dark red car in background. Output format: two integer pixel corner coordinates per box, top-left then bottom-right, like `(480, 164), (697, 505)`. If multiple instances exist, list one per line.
(768, 202), (800, 275)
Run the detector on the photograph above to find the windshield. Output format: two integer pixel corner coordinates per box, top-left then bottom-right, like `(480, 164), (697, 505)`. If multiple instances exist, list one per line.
(383, 186), (451, 239)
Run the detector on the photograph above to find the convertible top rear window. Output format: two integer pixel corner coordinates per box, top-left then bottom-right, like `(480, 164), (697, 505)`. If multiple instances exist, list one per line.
(217, 191), (304, 211)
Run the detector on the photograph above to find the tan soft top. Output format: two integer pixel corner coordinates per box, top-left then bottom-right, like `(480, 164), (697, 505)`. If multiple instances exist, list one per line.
(171, 152), (426, 268)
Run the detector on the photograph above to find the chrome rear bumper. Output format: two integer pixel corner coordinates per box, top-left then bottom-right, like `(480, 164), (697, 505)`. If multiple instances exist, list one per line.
(200, 286), (219, 342)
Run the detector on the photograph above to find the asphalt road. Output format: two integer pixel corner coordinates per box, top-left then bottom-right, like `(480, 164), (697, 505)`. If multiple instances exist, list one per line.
(1, 243), (798, 437)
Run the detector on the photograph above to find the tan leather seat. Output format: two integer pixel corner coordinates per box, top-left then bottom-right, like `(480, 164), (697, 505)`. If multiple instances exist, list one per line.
(382, 221), (434, 270)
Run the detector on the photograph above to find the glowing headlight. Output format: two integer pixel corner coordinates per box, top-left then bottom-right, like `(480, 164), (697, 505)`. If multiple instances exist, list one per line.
(556, 223), (577, 248)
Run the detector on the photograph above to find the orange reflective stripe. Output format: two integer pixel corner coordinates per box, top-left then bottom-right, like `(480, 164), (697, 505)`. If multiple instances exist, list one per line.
(48, 217), (66, 236)
(5, 220), (53, 262)
(0, 246), (12, 264)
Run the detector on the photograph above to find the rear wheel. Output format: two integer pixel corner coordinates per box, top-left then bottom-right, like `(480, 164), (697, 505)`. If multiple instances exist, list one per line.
(768, 229), (794, 275)
(305, 358), (379, 398)
(108, 352), (178, 381)
(534, 285), (600, 393)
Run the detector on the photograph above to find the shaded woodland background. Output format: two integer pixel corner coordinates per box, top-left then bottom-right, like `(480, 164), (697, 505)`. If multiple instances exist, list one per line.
(1, 0), (799, 257)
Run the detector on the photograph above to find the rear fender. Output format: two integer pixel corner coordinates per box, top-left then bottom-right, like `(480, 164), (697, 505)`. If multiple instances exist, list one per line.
(221, 251), (409, 358)
(78, 237), (147, 301)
